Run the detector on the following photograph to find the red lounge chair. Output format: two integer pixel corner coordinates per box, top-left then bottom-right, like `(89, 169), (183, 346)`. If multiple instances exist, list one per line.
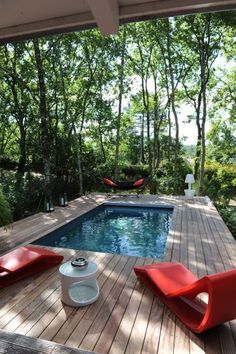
(0, 245), (64, 288)
(134, 262), (236, 333)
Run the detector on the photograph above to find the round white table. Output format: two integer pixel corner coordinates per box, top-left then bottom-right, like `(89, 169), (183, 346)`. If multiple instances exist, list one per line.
(59, 259), (99, 307)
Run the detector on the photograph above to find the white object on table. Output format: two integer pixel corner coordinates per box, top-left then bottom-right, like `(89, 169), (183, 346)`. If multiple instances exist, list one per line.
(59, 260), (99, 307)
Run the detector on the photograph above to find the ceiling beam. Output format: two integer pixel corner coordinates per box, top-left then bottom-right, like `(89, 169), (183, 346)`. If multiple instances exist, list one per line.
(87, 0), (119, 35)
(0, 12), (95, 44)
(0, 0), (235, 44)
(120, 0), (236, 20)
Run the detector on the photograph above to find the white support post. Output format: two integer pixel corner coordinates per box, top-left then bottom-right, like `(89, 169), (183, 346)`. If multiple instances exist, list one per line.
(87, 0), (119, 35)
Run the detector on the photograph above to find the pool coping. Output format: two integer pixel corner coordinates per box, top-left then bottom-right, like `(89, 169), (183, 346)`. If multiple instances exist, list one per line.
(103, 199), (175, 209)
(33, 200), (174, 259)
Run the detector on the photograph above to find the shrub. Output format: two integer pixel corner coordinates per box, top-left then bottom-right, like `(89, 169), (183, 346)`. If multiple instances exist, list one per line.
(1, 171), (45, 219)
(217, 206), (236, 239)
(204, 161), (236, 204)
(157, 158), (191, 195)
(121, 164), (149, 178)
(0, 188), (13, 227)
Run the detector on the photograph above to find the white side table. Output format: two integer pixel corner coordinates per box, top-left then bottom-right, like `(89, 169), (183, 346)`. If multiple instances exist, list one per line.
(59, 258), (99, 307)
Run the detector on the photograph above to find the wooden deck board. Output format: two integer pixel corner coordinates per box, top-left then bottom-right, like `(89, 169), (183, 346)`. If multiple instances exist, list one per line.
(0, 194), (236, 354)
(93, 257), (145, 354)
(0, 329), (93, 354)
(108, 264), (147, 353)
(123, 258), (154, 354)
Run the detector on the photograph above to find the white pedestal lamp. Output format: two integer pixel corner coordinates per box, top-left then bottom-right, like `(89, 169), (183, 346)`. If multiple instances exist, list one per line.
(184, 174), (195, 199)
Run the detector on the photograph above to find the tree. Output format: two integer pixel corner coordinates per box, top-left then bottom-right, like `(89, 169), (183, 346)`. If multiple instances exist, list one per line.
(181, 14), (223, 193)
(207, 67), (236, 163)
(0, 13), (235, 220)
(114, 27), (127, 180)
(33, 38), (52, 202)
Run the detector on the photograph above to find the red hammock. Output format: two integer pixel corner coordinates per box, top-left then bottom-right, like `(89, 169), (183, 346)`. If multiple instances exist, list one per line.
(102, 177), (147, 191)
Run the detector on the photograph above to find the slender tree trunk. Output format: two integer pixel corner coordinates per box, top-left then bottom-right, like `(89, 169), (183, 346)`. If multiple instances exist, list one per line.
(140, 113), (145, 164)
(98, 80), (106, 163)
(154, 26), (172, 162)
(33, 39), (51, 200)
(77, 122), (85, 196)
(12, 84), (27, 188)
(199, 83), (207, 194)
(5, 44), (27, 216)
(194, 140), (201, 178)
(77, 133), (83, 196)
(17, 122), (26, 179)
(76, 89), (91, 196)
(142, 73), (153, 192)
(193, 14), (213, 190)
(165, 18), (181, 194)
(194, 86), (203, 179)
(152, 69), (163, 172)
(114, 28), (126, 180)
(167, 106), (171, 161)
(138, 42), (152, 176)
(98, 115), (106, 163)
(166, 19), (179, 161)
(145, 89), (152, 175)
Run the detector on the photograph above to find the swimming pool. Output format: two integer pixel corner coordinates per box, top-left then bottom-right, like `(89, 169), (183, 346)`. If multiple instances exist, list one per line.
(34, 204), (173, 258)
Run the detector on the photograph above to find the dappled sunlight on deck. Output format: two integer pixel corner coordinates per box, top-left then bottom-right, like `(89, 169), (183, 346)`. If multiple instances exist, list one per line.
(0, 194), (235, 353)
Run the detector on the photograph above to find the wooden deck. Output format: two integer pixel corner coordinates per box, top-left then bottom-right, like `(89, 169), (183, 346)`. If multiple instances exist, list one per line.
(0, 194), (236, 354)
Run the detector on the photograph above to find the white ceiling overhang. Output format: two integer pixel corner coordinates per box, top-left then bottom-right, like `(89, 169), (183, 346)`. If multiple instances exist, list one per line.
(0, 0), (236, 44)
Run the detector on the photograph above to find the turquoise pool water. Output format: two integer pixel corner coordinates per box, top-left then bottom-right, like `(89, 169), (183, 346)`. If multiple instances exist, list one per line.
(34, 205), (173, 258)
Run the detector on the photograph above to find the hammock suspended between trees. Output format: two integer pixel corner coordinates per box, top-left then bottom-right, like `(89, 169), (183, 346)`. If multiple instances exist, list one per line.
(102, 177), (149, 191)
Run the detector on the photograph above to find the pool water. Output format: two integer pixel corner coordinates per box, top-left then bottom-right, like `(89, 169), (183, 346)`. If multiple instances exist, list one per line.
(34, 205), (173, 258)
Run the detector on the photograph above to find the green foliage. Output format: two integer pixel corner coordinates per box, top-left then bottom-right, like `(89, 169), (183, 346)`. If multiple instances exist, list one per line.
(1, 170), (84, 219)
(121, 164), (149, 178)
(157, 157), (191, 195)
(1, 171), (44, 219)
(183, 145), (196, 160)
(0, 13), (235, 219)
(204, 161), (236, 204)
(217, 206), (236, 239)
(0, 188), (13, 227)
(207, 119), (236, 163)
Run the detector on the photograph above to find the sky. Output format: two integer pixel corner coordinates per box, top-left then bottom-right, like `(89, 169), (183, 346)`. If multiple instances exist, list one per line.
(122, 55), (234, 146)
(123, 79), (206, 146)
(178, 104), (211, 145)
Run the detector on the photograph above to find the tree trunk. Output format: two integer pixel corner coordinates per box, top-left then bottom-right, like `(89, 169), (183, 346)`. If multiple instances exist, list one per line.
(77, 133), (83, 196)
(76, 90), (90, 196)
(138, 42), (152, 176)
(140, 113), (145, 164)
(166, 18), (180, 194)
(193, 14), (214, 191)
(199, 82), (207, 194)
(98, 115), (106, 163)
(98, 80), (106, 163)
(4, 44), (27, 213)
(154, 25), (172, 163)
(33, 39), (51, 200)
(114, 28), (126, 180)
(167, 107), (171, 161)
(166, 18), (179, 161)
(152, 71), (162, 171)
